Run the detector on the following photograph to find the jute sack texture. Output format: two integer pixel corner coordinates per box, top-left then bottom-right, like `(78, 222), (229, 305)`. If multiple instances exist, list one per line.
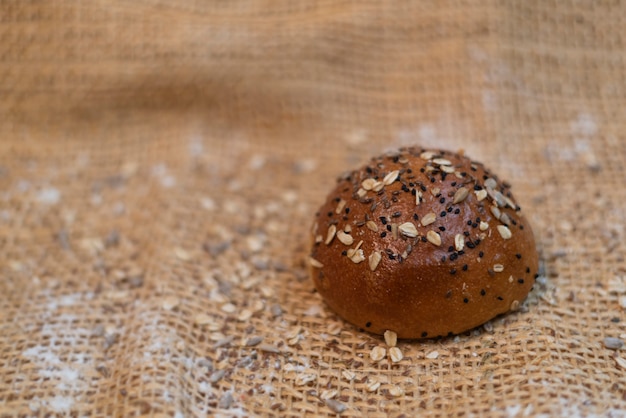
(1, 1), (626, 416)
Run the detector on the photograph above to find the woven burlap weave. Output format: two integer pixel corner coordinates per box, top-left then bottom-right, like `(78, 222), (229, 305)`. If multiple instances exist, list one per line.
(1, 1), (626, 416)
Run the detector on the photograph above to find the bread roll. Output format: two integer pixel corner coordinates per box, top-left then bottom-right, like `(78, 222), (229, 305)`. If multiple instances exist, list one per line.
(309, 147), (538, 339)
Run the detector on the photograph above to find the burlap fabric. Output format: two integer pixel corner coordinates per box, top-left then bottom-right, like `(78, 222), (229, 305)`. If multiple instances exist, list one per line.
(1, 1), (626, 416)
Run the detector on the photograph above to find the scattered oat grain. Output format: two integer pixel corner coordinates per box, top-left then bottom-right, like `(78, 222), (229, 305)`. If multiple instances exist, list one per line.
(195, 313), (212, 325)
(426, 351), (439, 359)
(497, 225), (512, 240)
(342, 370), (356, 381)
(383, 170), (399, 185)
(325, 225), (337, 245)
(615, 356), (626, 370)
(336, 230), (354, 246)
(452, 187), (469, 204)
(309, 257), (324, 268)
(362, 178), (376, 191)
(367, 379), (381, 392)
(389, 347), (403, 363)
(335, 198), (347, 214)
(384, 330), (398, 347)
(399, 222), (418, 238)
(370, 346), (386, 362)
(368, 251), (382, 271)
(475, 189), (488, 201)
(455, 234), (465, 251)
(421, 212), (436, 226)
(426, 230), (442, 246)
(366, 220), (378, 232)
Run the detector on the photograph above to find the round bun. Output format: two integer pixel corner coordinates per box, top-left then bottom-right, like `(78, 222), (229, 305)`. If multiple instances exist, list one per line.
(309, 147), (538, 339)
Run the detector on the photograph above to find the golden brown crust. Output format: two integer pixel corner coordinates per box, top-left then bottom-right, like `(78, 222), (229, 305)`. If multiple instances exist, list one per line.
(309, 147), (539, 339)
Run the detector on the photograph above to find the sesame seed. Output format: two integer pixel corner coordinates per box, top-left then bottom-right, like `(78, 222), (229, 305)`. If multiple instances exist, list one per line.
(493, 264), (504, 272)
(430, 187), (441, 196)
(368, 251), (382, 271)
(383, 170), (399, 185)
(484, 178), (497, 189)
(421, 212), (436, 226)
(357, 188), (367, 198)
(309, 257), (324, 268)
(510, 300), (520, 311)
(452, 187), (469, 204)
(479, 221), (489, 231)
(490, 206), (501, 220)
(475, 189), (488, 201)
(366, 220), (379, 232)
(399, 222), (418, 238)
(336, 230), (354, 246)
(500, 213), (512, 226)
(454, 234), (465, 251)
(509, 275), (514, 283)
(426, 230), (442, 246)
(497, 225), (512, 240)
(325, 225), (337, 245)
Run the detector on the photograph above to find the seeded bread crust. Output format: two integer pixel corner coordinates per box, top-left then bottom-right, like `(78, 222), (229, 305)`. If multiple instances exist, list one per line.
(309, 147), (539, 339)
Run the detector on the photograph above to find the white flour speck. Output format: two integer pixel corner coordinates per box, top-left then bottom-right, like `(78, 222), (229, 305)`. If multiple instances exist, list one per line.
(36, 187), (60, 204)
(48, 396), (74, 413)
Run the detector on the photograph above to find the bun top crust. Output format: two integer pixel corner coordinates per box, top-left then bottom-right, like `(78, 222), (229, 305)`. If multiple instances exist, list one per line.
(309, 147), (539, 339)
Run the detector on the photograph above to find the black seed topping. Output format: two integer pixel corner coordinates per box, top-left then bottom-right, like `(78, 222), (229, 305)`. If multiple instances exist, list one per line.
(466, 241), (475, 249)
(463, 231), (470, 237)
(448, 246), (455, 252)
(451, 182), (457, 187)
(480, 289), (486, 296)
(467, 220), (473, 226)
(413, 213), (419, 220)
(474, 185), (482, 190)
(411, 188), (416, 195)
(463, 298), (469, 303)
(479, 251), (484, 258)
(439, 197), (446, 204)
(421, 236), (427, 242)
(518, 279), (524, 284)
(366, 321), (372, 327)
(441, 255), (447, 262)
(380, 232), (387, 238)
(420, 168), (425, 173)
(450, 268), (457, 275)
(430, 177), (436, 183)
(386, 225), (392, 232)
(471, 222), (478, 228)
(497, 296), (504, 301)
(440, 211), (447, 217)
(520, 224), (525, 229)
(439, 226), (446, 232)
(450, 253), (458, 261)
(447, 206), (453, 213)
(392, 211), (402, 218)
(420, 184), (427, 192)
(526, 267), (530, 273)
(454, 208), (460, 214)
(421, 331), (428, 338)
(458, 250), (465, 256)
(407, 168), (413, 173)
(515, 253), (522, 259)
(327, 212), (333, 217)
(388, 253), (396, 260)
(380, 217), (388, 224)
(341, 250), (347, 256)
(462, 264), (468, 271)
